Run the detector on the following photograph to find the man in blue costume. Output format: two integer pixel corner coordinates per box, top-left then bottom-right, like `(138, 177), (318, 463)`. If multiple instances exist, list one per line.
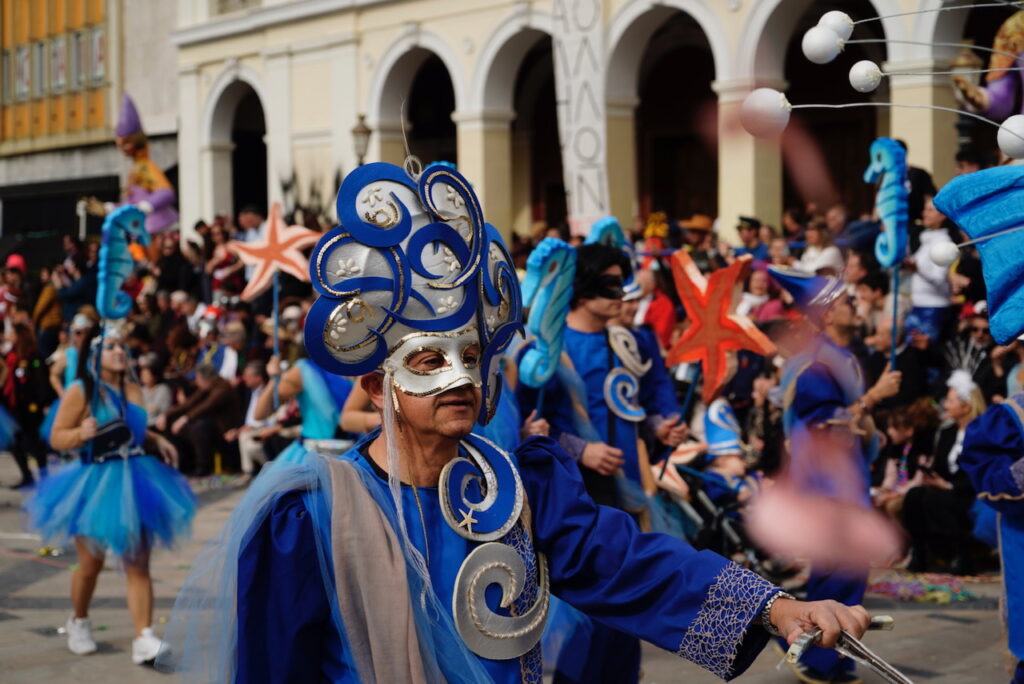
(162, 162), (871, 684)
(767, 266), (901, 684)
(960, 399), (1024, 684)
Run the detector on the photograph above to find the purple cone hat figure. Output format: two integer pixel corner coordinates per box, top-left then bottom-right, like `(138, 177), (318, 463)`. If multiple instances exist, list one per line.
(113, 93), (179, 235)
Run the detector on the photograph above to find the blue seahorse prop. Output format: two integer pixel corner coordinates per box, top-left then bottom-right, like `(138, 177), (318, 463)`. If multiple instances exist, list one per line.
(97, 205), (150, 320)
(863, 137), (909, 268)
(934, 165), (1024, 345)
(519, 237), (576, 389)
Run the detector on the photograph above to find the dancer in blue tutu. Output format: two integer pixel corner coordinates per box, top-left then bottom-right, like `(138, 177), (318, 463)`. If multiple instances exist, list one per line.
(26, 204), (195, 667)
(26, 328), (196, 664)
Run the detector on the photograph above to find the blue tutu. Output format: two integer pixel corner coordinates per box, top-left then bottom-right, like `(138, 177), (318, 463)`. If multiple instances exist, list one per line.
(25, 454), (196, 558)
(39, 399), (58, 445)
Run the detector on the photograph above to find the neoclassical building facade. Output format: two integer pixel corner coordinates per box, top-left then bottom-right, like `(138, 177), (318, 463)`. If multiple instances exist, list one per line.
(173, 0), (1004, 241)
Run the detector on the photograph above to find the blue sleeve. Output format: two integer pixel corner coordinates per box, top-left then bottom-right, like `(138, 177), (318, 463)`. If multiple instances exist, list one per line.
(636, 328), (679, 419)
(962, 402), (1024, 515)
(516, 437), (778, 680)
(791, 362), (848, 428)
(237, 491), (338, 683)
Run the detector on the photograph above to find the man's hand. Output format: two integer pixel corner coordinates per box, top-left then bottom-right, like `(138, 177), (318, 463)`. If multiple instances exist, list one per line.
(655, 415), (689, 447)
(267, 355), (282, 379)
(154, 414), (167, 432)
(224, 428), (239, 442)
(869, 367), (902, 403)
(520, 410), (550, 438)
(171, 415), (189, 435)
(581, 442), (625, 475)
(770, 598), (871, 647)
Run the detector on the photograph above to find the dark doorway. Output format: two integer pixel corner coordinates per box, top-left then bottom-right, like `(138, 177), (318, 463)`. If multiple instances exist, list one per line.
(408, 55), (457, 165)
(232, 88), (267, 217)
(513, 37), (565, 230)
(636, 12), (717, 222)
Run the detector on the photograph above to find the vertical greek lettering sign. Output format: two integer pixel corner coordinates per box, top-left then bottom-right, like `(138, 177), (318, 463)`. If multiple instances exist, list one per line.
(552, 0), (609, 236)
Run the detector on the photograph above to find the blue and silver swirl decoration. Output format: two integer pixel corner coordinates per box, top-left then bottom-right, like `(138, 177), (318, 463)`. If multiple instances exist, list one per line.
(304, 162), (522, 425)
(440, 433), (548, 659)
(603, 326), (648, 423)
(519, 237), (576, 389)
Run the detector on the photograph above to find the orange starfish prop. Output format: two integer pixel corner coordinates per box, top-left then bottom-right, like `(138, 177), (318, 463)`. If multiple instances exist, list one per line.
(666, 251), (776, 404)
(227, 202), (321, 302)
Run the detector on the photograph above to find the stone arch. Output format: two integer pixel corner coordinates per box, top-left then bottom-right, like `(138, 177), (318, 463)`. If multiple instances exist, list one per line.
(366, 29), (466, 130)
(605, 0), (727, 103)
(201, 61), (269, 148)
(469, 10), (553, 114)
(738, 0), (908, 84)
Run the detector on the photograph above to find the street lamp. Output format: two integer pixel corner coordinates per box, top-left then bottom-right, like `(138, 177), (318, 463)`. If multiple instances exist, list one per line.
(351, 114), (372, 167)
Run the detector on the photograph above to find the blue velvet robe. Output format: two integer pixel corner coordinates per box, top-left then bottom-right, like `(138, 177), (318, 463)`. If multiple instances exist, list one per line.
(961, 398), (1024, 662)
(235, 437), (778, 683)
(516, 326), (679, 487)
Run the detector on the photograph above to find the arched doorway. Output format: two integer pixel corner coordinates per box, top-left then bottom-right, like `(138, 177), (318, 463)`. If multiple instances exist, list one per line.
(406, 54), (456, 165)
(231, 88), (267, 217)
(511, 36), (564, 232)
(781, 0), (887, 217)
(635, 12), (716, 221)
(206, 79), (268, 221)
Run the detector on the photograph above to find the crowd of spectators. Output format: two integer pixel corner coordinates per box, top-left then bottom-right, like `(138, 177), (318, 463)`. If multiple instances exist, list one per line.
(0, 147), (1006, 576)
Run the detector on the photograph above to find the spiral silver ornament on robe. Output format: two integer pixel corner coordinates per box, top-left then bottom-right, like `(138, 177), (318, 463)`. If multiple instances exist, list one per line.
(452, 542), (550, 660)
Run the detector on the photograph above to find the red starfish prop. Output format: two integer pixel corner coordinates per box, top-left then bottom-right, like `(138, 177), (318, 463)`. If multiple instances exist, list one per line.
(665, 251), (775, 404)
(227, 202), (321, 302)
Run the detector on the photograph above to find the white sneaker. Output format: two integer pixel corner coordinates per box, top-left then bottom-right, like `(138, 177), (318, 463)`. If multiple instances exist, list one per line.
(131, 627), (166, 665)
(66, 616), (97, 655)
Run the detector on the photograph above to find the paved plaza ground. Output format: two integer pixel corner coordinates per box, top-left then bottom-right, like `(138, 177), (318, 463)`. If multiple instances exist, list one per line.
(0, 457), (1011, 683)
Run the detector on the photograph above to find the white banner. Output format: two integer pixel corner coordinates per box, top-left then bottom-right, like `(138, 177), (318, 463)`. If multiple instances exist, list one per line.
(551, 0), (610, 236)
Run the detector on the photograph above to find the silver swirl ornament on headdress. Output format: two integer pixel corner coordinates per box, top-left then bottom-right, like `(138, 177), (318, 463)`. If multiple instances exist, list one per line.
(304, 162), (522, 424)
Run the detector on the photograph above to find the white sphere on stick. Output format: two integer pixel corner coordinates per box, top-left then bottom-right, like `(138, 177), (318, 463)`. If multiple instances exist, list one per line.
(849, 60), (882, 93)
(802, 26), (843, 64)
(998, 115), (1024, 159)
(818, 11), (854, 41)
(929, 241), (961, 268)
(740, 88), (792, 138)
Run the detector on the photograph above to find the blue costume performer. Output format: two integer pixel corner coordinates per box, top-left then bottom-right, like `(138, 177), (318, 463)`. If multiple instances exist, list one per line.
(768, 266), (876, 684)
(160, 160), (870, 683)
(257, 356), (354, 465)
(23, 207), (194, 667)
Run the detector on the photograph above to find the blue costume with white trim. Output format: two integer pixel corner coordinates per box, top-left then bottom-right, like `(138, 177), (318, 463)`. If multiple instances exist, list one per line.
(161, 161), (783, 683)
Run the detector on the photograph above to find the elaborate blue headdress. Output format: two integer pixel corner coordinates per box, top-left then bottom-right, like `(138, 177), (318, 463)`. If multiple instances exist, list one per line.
(933, 165), (1024, 345)
(704, 398), (743, 459)
(304, 162), (522, 424)
(767, 265), (846, 323)
(585, 216), (641, 300)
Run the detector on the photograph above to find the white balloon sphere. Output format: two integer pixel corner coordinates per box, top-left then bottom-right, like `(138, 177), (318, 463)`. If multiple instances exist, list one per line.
(998, 114), (1024, 159)
(849, 60), (882, 93)
(740, 88), (792, 138)
(929, 241), (961, 268)
(802, 26), (843, 65)
(818, 11), (854, 42)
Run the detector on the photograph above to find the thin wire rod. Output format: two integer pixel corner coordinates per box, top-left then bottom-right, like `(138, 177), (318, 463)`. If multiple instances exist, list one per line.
(885, 67), (1023, 76)
(853, 2), (1024, 26)
(789, 101), (1024, 142)
(959, 223), (1024, 247)
(846, 38), (1019, 61)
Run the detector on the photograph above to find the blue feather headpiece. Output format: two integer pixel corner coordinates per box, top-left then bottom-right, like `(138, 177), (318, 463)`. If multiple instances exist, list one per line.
(304, 162), (522, 424)
(933, 165), (1024, 345)
(585, 216), (641, 299)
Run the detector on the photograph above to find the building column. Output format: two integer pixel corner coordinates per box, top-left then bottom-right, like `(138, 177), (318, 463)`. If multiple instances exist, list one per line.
(606, 95), (639, 227)
(370, 118), (406, 166)
(200, 141), (235, 221)
(453, 109), (515, 239)
(714, 79), (784, 246)
(510, 128), (531, 236)
(886, 61), (958, 187)
(177, 65), (202, 244)
(264, 46), (292, 209)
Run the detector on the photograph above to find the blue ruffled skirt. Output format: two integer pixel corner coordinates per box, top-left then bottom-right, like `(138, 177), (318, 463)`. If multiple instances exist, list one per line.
(25, 455), (196, 558)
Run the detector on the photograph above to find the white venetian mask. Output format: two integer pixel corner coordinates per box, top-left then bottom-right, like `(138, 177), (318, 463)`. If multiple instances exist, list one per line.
(382, 327), (483, 397)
